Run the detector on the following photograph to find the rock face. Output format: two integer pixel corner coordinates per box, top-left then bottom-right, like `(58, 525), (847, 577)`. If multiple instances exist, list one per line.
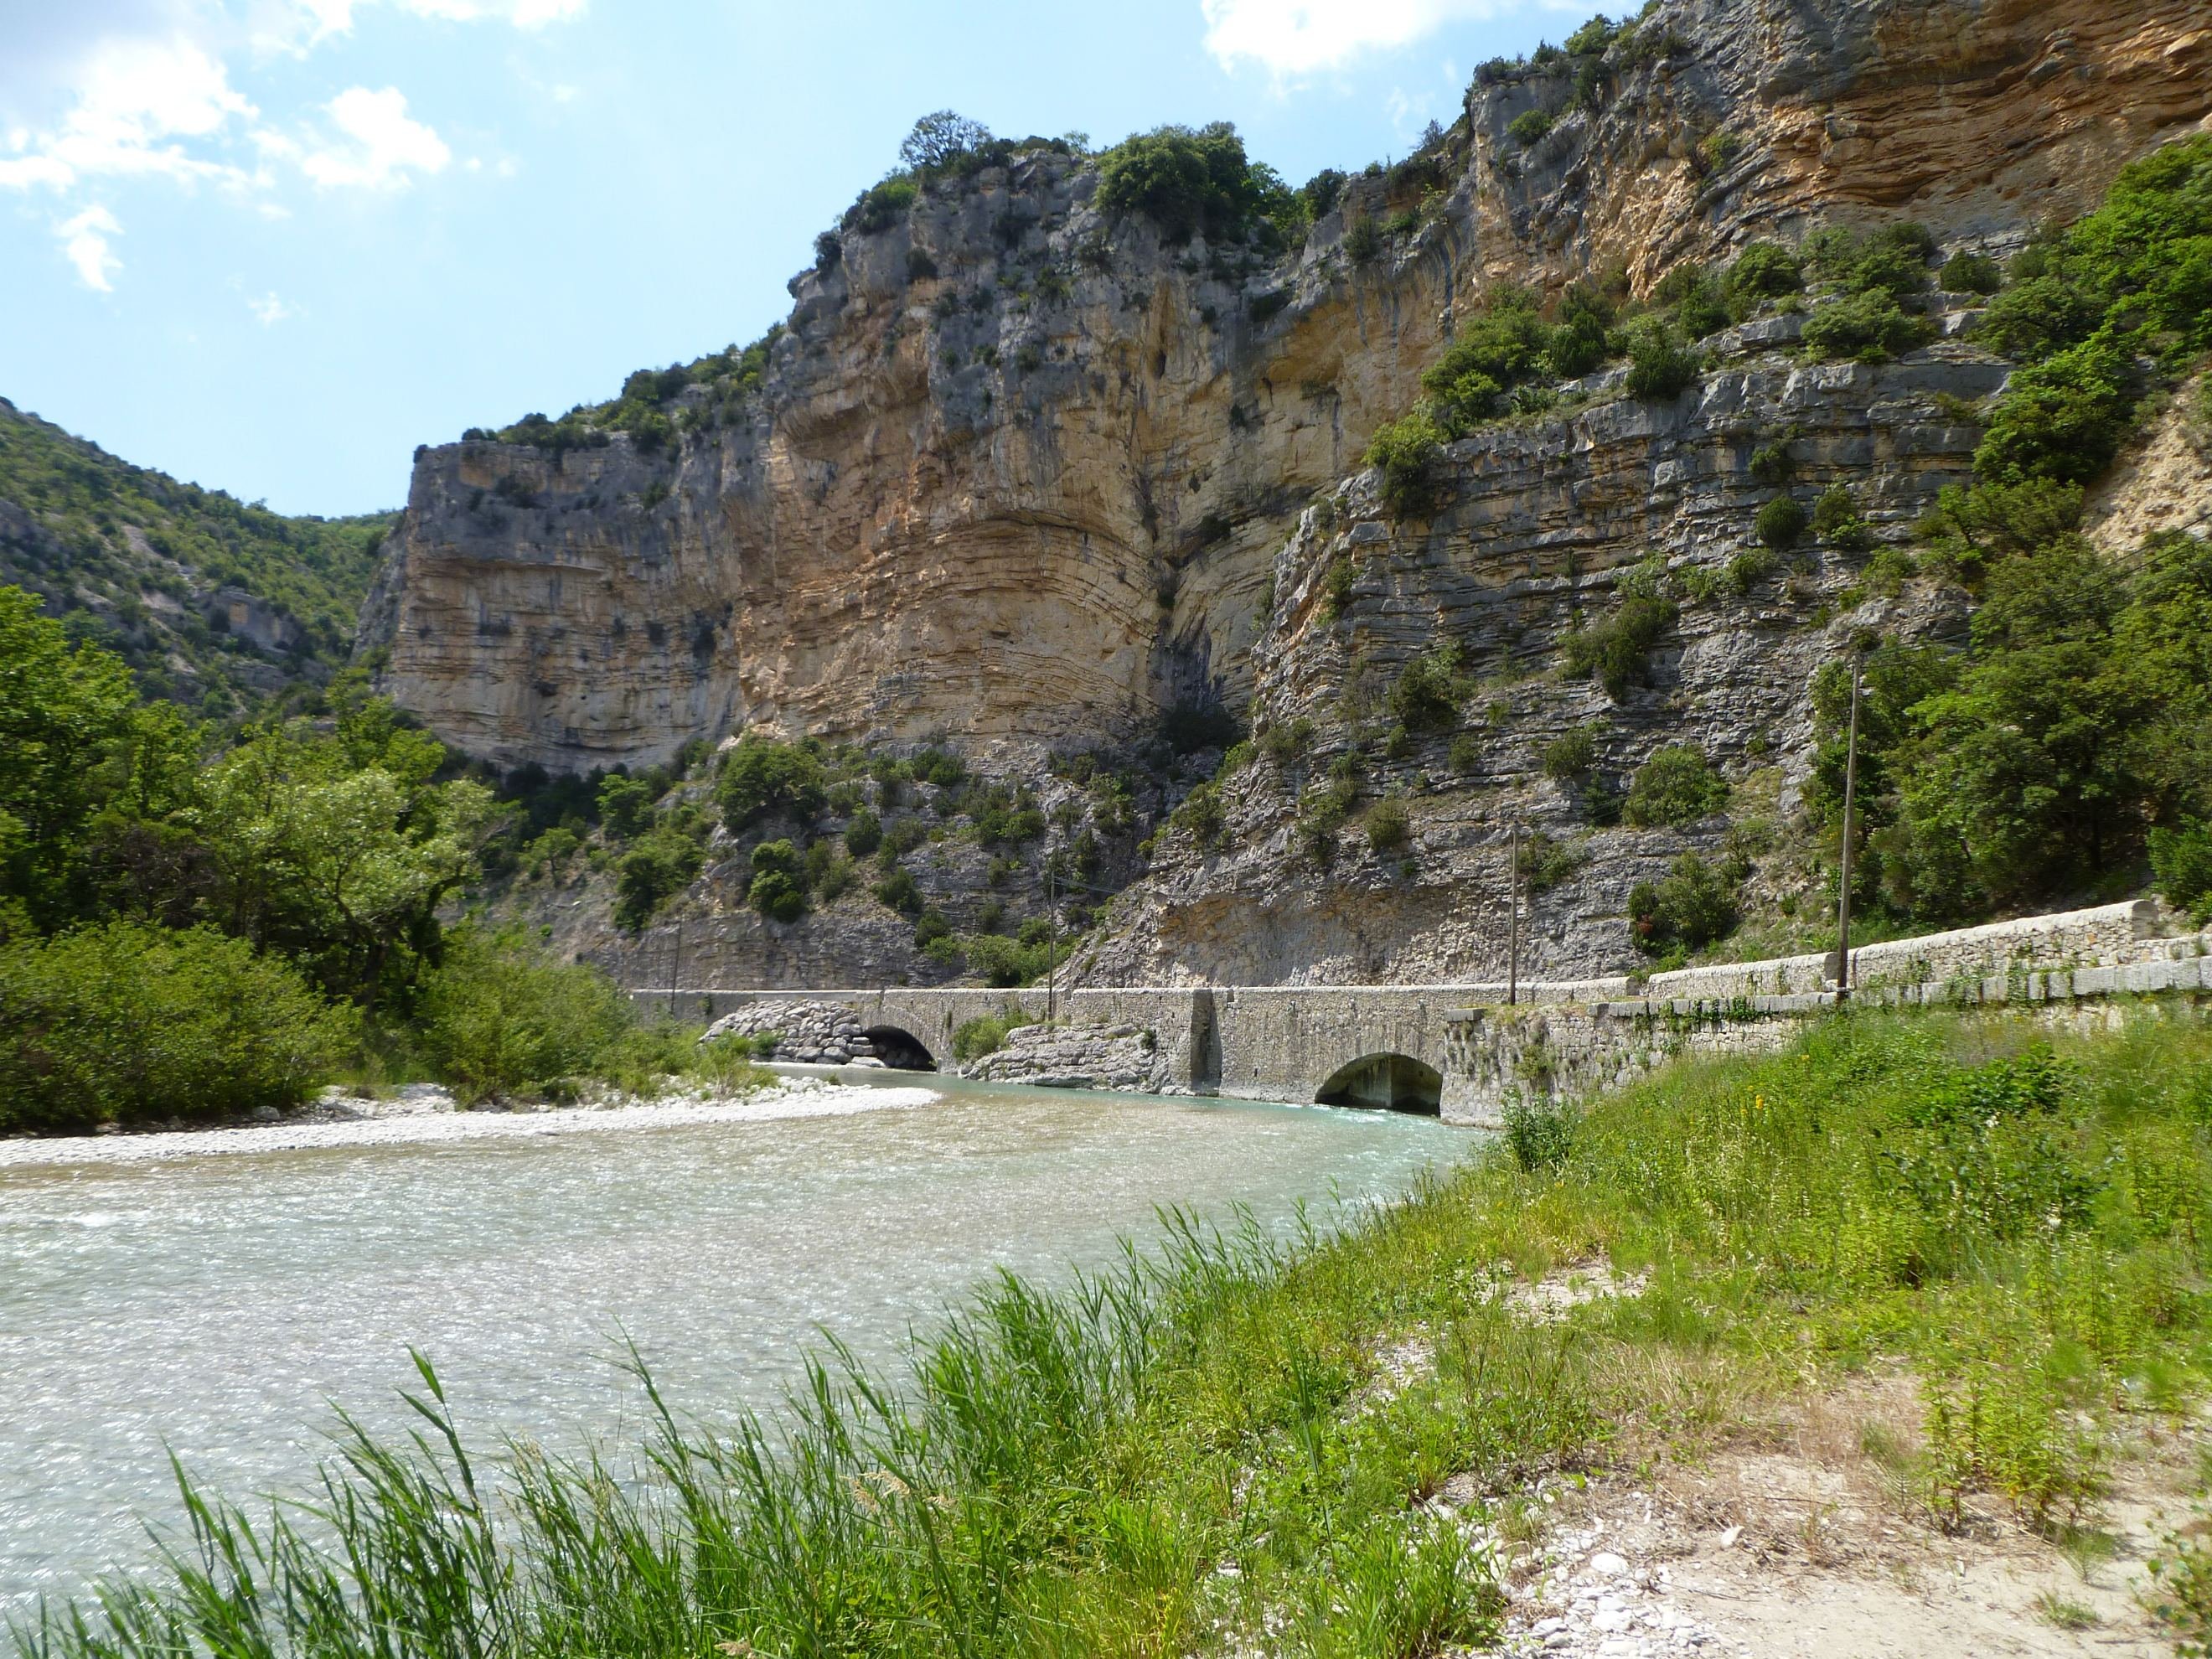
(1081, 315), (2002, 985)
(701, 1000), (886, 1066)
(962, 1022), (1180, 1093)
(363, 0), (2211, 778)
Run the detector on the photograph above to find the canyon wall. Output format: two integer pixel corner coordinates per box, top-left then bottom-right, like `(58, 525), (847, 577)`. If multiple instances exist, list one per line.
(364, 0), (2210, 777)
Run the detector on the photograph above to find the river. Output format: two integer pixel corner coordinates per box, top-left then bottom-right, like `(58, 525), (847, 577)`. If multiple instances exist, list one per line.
(0, 1072), (1464, 1613)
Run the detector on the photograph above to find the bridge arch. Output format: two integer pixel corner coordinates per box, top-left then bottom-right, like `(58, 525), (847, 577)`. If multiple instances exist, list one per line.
(861, 1026), (938, 1072)
(1315, 1052), (1442, 1115)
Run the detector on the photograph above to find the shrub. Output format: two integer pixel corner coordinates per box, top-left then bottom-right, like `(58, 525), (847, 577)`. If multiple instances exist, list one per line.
(1518, 830), (1587, 892)
(1343, 216), (1382, 264)
(844, 809), (883, 857)
(747, 840), (807, 924)
(951, 1010), (1037, 1062)
(1448, 732), (1484, 773)
(1364, 795), (1413, 855)
(1388, 645), (1465, 732)
(717, 737), (827, 831)
(1623, 319), (1700, 399)
(1623, 744), (1726, 827)
(1811, 483), (1857, 536)
(1725, 546), (1776, 593)
(1542, 726), (1597, 780)
(2150, 823), (2212, 923)
(1749, 442), (1794, 485)
(596, 773), (657, 839)
(1972, 339), (2136, 484)
(1629, 851), (1739, 954)
(1756, 494), (1807, 549)
(1507, 110), (1553, 146)
(1501, 1091), (1576, 1172)
(1941, 251), (2003, 296)
(0, 922), (344, 1132)
(416, 927), (639, 1103)
(1096, 122), (1269, 244)
(1974, 276), (2103, 362)
(1801, 289), (1936, 361)
(1654, 262), (1729, 341)
(963, 934), (1052, 990)
(1422, 291), (1552, 431)
(613, 831), (704, 931)
(1175, 781), (1226, 850)
(1562, 593), (1676, 700)
(1364, 410), (1448, 516)
(1726, 240), (1803, 305)
(899, 110), (992, 172)
(873, 866), (921, 915)
(850, 175), (918, 234)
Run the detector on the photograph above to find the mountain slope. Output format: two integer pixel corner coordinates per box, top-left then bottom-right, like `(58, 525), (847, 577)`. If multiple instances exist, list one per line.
(0, 399), (395, 712)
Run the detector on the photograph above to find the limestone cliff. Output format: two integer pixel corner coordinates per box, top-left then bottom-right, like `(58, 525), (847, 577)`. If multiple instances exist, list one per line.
(364, 0), (2212, 990)
(364, 0), (2209, 777)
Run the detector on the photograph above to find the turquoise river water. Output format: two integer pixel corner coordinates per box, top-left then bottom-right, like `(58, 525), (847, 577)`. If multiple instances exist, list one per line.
(0, 1072), (1465, 1614)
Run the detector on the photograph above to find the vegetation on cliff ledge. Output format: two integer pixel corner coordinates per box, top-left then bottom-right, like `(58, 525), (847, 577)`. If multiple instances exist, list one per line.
(18, 1010), (2212, 1655)
(0, 399), (393, 714)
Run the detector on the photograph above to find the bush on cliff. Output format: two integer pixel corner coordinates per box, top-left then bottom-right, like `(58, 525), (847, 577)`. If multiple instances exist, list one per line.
(1562, 592), (1675, 700)
(0, 922), (345, 1133)
(613, 830), (705, 932)
(747, 840), (808, 924)
(1095, 122), (1295, 245)
(1629, 850), (1739, 956)
(1801, 287), (1935, 362)
(1623, 743), (1726, 828)
(1621, 317), (1701, 398)
(717, 737), (827, 832)
(1362, 409), (1448, 516)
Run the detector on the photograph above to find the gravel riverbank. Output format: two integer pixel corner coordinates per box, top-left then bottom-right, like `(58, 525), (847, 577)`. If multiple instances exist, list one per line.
(0, 1078), (940, 1170)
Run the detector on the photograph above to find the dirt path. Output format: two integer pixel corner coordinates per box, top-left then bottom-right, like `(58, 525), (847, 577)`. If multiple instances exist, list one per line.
(1491, 1417), (2195, 1656)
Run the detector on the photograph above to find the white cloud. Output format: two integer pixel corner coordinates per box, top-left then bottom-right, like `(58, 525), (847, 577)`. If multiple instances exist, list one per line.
(58, 204), (124, 290)
(0, 33), (257, 193)
(397, 0), (587, 23)
(248, 289), (294, 322)
(1, 0), (583, 282)
(1202, 0), (1571, 78)
(298, 85), (449, 188)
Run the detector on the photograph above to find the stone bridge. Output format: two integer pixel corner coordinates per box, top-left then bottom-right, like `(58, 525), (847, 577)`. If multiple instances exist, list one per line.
(636, 902), (2212, 1127)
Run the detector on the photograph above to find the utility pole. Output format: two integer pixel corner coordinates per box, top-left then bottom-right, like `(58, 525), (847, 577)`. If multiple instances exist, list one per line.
(1507, 821), (1521, 1006)
(668, 915), (682, 1018)
(1044, 861), (1058, 1025)
(1836, 656), (1863, 1000)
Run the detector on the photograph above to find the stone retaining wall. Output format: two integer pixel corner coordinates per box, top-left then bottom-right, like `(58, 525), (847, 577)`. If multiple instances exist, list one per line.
(637, 902), (2212, 1129)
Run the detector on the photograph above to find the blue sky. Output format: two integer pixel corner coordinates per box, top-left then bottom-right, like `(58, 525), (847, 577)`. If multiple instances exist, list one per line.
(0, 0), (1588, 516)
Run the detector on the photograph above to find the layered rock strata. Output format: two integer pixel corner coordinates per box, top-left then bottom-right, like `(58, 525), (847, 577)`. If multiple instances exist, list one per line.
(364, 0), (2210, 778)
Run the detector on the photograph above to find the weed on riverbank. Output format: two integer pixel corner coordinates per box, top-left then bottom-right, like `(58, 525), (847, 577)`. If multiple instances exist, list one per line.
(13, 1010), (2212, 1656)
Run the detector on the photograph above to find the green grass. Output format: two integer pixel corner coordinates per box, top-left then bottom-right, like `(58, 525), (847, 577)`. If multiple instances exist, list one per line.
(15, 1010), (2212, 1656)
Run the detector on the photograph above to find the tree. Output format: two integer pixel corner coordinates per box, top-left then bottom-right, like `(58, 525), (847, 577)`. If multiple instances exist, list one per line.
(0, 586), (138, 927)
(899, 111), (991, 173)
(716, 737), (827, 831)
(0, 921), (344, 1132)
(1096, 123), (1265, 244)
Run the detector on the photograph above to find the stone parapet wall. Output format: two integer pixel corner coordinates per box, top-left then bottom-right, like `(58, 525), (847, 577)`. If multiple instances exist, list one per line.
(636, 902), (2212, 1129)
(1640, 902), (2194, 1003)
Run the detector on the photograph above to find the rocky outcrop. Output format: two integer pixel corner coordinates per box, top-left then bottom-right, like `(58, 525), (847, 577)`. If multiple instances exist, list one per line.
(364, 0), (2211, 778)
(701, 1000), (886, 1066)
(1080, 313), (2000, 985)
(960, 1022), (1180, 1092)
